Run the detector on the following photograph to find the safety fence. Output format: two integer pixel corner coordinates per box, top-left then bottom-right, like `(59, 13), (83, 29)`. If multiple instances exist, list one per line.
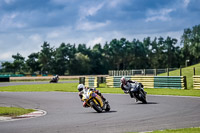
(79, 77), (99, 88)
(79, 76), (187, 89)
(193, 76), (200, 89)
(108, 68), (178, 76)
(106, 76), (187, 89)
(108, 67), (200, 76)
(85, 77), (98, 88)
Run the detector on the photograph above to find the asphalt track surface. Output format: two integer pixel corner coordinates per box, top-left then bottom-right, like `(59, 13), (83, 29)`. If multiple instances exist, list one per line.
(0, 91), (200, 133)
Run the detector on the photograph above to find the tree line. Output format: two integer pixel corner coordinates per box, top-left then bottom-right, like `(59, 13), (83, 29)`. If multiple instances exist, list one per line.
(1, 24), (200, 75)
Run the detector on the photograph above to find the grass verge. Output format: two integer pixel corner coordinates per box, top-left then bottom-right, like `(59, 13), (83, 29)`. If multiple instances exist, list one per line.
(0, 83), (79, 92)
(130, 127), (200, 133)
(97, 88), (200, 97)
(0, 83), (200, 97)
(98, 83), (200, 97)
(0, 107), (35, 117)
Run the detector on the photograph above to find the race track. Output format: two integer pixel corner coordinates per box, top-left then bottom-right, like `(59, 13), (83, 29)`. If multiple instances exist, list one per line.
(0, 92), (200, 133)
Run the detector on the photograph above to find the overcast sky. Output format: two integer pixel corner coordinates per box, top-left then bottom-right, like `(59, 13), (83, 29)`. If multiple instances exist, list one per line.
(0, 0), (200, 61)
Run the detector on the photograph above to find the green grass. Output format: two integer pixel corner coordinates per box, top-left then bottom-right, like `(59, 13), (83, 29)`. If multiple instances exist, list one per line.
(98, 83), (200, 97)
(130, 127), (200, 133)
(97, 87), (200, 97)
(158, 63), (200, 89)
(0, 83), (79, 92)
(0, 107), (35, 117)
(144, 88), (200, 97)
(0, 83), (200, 97)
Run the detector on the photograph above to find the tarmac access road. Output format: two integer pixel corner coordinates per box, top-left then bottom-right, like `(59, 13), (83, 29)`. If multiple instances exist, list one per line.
(0, 92), (200, 133)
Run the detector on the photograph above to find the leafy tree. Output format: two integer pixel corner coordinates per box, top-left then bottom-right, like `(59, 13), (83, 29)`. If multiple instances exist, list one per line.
(90, 44), (106, 74)
(52, 43), (76, 75)
(38, 42), (54, 74)
(102, 42), (112, 71)
(164, 37), (178, 68)
(181, 24), (200, 65)
(1, 61), (14, 73)
(107, 38), (124, 70)
(77, 44), (91, 56)
(26, 52), (40, 74)
(69, 52), (91, 75)
(12, 53), (25, 74)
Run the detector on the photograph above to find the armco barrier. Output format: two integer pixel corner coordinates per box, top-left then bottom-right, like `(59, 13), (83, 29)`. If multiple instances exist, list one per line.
(79, 76), (106, 88)
(154, 76), (186, 89)
(79, 77), (85, 84)
(106, 76), (132, 88)
(193, 76), (200, 89)
(84, 77), (98, 88)
(106, 76), (186, 89)
(131, 76), (154, 88)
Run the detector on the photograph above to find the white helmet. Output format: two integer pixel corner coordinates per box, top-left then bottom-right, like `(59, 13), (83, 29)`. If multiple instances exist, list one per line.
(121, 76), (127, 85)
(77, 84), (85, 92)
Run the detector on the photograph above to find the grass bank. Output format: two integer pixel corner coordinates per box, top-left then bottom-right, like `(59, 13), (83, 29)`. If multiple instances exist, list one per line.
(159, 63), (200, 89)
(0, 107), (35, 117)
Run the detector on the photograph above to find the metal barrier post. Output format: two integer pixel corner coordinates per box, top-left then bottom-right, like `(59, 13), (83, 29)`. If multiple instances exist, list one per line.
(167, 68), (169, 76)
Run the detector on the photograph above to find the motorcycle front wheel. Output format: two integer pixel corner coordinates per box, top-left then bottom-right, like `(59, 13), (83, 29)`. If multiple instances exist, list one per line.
(105, 103), (110, 112)
(139, 90), (147, 104)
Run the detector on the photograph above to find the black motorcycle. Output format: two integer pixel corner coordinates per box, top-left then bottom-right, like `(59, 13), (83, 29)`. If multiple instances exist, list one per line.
(49, 76), (59, 83)
(129, 82), (147, 104)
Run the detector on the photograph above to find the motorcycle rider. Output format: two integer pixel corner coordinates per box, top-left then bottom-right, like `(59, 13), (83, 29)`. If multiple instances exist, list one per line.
(54, 75), (59, 80)
(77, 84), (106, 107)
(50, 75), (59, 83)
(52, 75), (59, 81)
(120, 76), (146, 98)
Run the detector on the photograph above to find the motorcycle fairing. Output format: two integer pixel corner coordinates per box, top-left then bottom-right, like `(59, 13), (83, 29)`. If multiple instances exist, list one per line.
(94, 95), (104, 107)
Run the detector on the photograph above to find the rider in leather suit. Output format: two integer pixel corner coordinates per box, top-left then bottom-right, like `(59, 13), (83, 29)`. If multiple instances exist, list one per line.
(120, 76), (145, 98)
(77, 84), (106, 107)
